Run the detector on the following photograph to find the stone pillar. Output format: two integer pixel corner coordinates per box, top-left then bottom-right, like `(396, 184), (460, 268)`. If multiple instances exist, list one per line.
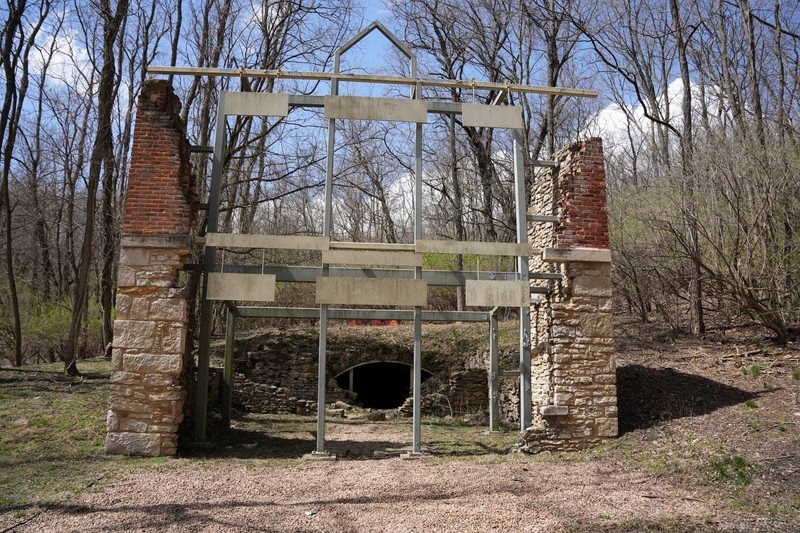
(523, 137), (617, 453)
(105, 80), (196, 456)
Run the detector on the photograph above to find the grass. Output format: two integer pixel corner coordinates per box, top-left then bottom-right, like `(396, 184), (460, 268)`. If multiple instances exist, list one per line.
(417, 416), (521, 459)
(0, 358), (165, 518)
(709, 455), (753, 486)
(0, 352), (524, 520)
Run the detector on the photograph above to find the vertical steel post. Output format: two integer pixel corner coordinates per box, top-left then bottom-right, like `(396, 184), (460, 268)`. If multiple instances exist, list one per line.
(412, 80), (423, 455)
(222, 306), (235, 429)
(514, 128), (532, 431)
(315, 55), (340, 455)
(195, 92), (227, 444)
(489, 307), (500, 432)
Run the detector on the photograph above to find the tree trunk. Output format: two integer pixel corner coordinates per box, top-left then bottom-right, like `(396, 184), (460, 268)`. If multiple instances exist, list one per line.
(64, 0), (129, 376)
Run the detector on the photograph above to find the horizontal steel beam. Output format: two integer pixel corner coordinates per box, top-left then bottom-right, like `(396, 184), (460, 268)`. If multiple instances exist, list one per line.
(527, 214), (560, 223)
(184, 264), (562, 285)
(147, 66), (599, 98)
(190, 145), (214, 153)
(234, 307), (490, 322)
(528, 159), (558, 167)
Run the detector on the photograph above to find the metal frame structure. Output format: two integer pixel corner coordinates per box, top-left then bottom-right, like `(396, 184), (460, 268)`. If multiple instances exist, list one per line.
(151, 21), (597, 456)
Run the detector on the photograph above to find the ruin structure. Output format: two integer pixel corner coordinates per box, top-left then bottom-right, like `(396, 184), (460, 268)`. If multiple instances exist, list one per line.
(105, 81), (196, 456)
(104, 23), (616, 457)
(524, 138), (617, 452)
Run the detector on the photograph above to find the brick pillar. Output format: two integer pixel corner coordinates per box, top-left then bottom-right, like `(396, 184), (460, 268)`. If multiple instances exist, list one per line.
(524, 137), (617, 453)
(105, 80), (196, 456)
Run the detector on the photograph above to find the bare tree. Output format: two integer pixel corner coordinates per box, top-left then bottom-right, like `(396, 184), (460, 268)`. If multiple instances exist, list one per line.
(64, 0), (129, 376)
(0, 0), (52, 366)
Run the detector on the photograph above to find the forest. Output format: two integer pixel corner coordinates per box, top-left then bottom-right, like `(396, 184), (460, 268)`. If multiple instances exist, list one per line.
(1, 0), (798, 371)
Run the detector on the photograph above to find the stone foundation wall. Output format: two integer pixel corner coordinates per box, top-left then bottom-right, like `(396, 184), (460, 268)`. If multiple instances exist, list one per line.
(105, 80), (196, 457)
(523, 138), (617, 453)
(236, 345), (492, 418)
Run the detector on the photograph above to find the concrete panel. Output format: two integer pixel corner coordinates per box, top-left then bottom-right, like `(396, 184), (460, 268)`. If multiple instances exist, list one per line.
(315, 277), (427, 306)
(204, 233), (329, 251)
(465, 280), (529, 307)
(324, 96), (428, 123)
(207, 273), (276, 302)
(541, 247), (611, 263)
(224, 92), (289, 117)
(322, 249), (422, 267)
(462, 103), (524, 129)
(416, 239), (536, 257)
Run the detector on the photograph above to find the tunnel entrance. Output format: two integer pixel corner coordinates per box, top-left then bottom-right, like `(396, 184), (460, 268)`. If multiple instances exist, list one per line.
(335, 362), (433, 409)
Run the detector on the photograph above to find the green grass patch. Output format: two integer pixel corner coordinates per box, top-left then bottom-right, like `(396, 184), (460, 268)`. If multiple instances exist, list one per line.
(0, 358), (160, 514)
(709, 455), (753, 486)
(417, 417), (521, 459)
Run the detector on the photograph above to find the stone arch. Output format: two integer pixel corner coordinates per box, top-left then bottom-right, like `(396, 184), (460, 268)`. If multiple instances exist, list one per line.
(334, 361), (434, 409)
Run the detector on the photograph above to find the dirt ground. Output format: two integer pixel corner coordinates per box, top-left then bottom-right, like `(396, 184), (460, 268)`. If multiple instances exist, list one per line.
(11, 319), (800, 532)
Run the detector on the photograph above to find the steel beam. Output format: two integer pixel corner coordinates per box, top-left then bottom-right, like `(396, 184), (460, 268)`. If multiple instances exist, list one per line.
(147, 66), (599, 98)
(222, 307), (235, 429)
(514, 128), (532, 431)
(412, 79), (424, 456)
(234, 307), (489, 322)
(184, 263), (562, 285)
(194, 92), (228, 444)
(489, 307), (500, 432)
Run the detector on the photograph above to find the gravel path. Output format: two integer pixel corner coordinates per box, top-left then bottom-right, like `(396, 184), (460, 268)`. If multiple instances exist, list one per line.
(19, 457), (723, 532)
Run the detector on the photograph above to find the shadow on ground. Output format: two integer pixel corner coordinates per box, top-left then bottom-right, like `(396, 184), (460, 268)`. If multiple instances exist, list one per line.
(617, 364), (756, 434)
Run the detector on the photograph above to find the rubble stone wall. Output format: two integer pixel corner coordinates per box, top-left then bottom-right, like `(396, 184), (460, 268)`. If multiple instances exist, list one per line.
(105, 80), (195, 457)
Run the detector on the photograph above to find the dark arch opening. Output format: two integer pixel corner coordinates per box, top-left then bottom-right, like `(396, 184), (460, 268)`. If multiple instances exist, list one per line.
(335, 362), (433, 409)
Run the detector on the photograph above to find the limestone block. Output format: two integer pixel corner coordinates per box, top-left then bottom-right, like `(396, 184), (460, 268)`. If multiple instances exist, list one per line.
(137, 267), (177, 287)
(552, 353), (572, 364)
(540, 405), (569, 416)
(123, 353), (182, 375)
(117, 266), (137, 287)
(594, 396), (617, 406)
(106, 411), (119, 431)
(116, 294), (132, 319)
(579, 313), (613, 338)
(553, 392), (573, 404)
(109, 398), (152, 413)
(160, 434), (179, 455)
(158, 324), (187, 354)
(111, 348), (125, 372)
(120, 247), (151, 266)
(150, 250), (184, 267)
(105, 431), (161, 456)
(147, 388), (187, 402)
(114, 320), (157, 350)
(147, 423), (179, 433)
(551, 325), (576, 338)
(593, 374), (616, 384)
(143, 373), (177, 387)
(110, 370), (139, 385)
(118, 418), (150, 432)
(149, 298), (187, 322)
(128, 297), (151, 320)
(595, 417), (618, 437)
(570, 273), (612, 297)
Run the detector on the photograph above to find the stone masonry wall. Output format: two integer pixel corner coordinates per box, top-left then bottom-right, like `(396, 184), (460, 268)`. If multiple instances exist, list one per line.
(105, 80), (196, 457)
(523, 137), (617, 453)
